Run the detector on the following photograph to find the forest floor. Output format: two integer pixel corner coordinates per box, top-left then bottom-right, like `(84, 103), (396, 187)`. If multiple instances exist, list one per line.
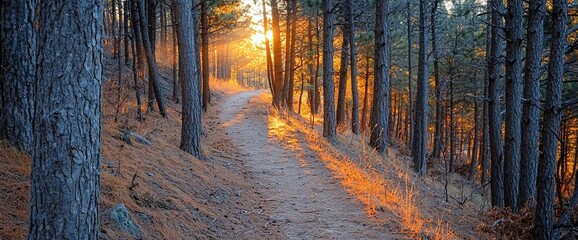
(0, 58), (501, 239)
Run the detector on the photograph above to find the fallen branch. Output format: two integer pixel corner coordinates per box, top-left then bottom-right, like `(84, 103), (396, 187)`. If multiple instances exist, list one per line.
(128, 173), (138, 191)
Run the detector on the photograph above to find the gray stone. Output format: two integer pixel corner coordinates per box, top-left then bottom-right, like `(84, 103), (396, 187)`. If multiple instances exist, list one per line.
(110, 204), (142, 238)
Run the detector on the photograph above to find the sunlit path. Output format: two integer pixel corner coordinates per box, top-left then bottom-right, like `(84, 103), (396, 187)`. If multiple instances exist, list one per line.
(218, 90), (402, 239)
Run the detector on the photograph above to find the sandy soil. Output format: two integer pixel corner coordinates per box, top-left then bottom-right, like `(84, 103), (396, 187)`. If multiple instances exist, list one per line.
(217, 90), (403, 239)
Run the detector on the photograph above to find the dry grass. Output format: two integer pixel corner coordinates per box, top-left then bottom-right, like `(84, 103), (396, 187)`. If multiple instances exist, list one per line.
(0, 141), (30, 239)
(211, 78), (253, 94)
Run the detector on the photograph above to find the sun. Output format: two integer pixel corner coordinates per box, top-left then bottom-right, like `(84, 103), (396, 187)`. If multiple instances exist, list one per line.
(250, 30), (272, 46)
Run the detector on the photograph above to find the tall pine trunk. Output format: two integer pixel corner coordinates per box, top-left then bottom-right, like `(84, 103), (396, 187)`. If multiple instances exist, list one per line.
(201, 0), (210, 111)
(431, 0), (442, 159)
(0, 0), (36, 153)
(488, 0), (505, 207)
(322, 0), (336, 139)
(480, 0), (492, 186)
(406, 0), (413, 147)
(286, 0), (297, 111)
(519, 0), (545, 207)
(173, 0), (202, 158)
(336, 25), (349, 127)
(413, 0), (429, 175)
(369, 0), (390, 154)
(29, 1), (103, 238)
(137, 0), (167, 117)
(262, 0), (275, 104)
(271, 0), (284, 108)
(283, 0), (293, 110)
(504, 0), (523, 212)
(535, 0), (566, 236)
(348, 0), (359, 134)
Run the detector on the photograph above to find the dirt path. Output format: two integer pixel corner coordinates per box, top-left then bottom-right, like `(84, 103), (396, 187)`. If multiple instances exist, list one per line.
(217, 90), (400, 239)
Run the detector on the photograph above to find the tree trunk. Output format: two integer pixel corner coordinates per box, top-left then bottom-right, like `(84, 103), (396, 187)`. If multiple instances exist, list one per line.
(0, 0), (35, 153)
(201, 0), (210, 111)
(146, 0), (155, 111)
(262, 0), (275, 104)
(314, 17), (321, 115)
(130, 0), (146, 104)
(147, 0), (156, 53)
(286, 0), (297, 111)
(299, 73), (305, 114)
(468, 100), (480, 181)
(431, 0), (442, 159)
(503, 0), (523, 212)
(130, 22), (144, 121)
(322, 0), (336, 139)
(361, 53), (371, 131)
(271, 0), (284, 108)
(172, 10), (180, 103)
(488, 0), (505, 207)
(406, 0), (413, 147)
(535, 0), (566, 236)
(519, 0), (545, 207)
(173, 0), (202, 158)
(449, 77), (455, 172)
(124, 0), (130, 64)
(480, 0), (492, 186)
(307, 19), (315, 113)
(348, 0), (359, 134)
(336, 25), (349, 127)
(137, 0), (167, 117)
(117, 0), (123, 61)
(412, 0), (429, 175)
(369, 0), (390, 154)
(29, 1), (102, 238)
(282, 0), (292, 108)
(112, 0), (118, 58)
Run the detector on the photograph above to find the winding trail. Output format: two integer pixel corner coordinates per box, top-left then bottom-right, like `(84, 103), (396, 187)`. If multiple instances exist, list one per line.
(217, 90), (400, 239)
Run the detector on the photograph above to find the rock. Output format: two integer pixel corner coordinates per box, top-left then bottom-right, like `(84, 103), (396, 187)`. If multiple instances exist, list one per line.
(109, 204), (142, 238)
(130, 132), (151, 145)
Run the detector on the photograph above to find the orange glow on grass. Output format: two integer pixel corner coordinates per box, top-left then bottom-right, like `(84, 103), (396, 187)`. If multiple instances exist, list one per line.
(265, 112), (455, 239)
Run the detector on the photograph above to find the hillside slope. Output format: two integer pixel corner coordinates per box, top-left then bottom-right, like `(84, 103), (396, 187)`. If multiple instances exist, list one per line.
(1, 60), (493, 239)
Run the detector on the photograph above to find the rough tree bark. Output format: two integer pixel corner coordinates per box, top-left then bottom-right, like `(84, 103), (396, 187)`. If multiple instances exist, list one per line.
(283, 0), (294, 110)
(431, 0), (443, 159)
(173, 0), (202, 158)
(336, 22), (349, 128)
(369, 0), (390, 154)
(535, 0), (566, 236)
(29, 1), (103, 238)
(519, 0), (545, 207)
(412, 0), (429, 175)
(504, 0), (523, 212)
(480, 0), (492, 186)
(172, 10), (180, 103)
(348, 0), (359, 134)
(137, 0), (167, 117)
(322, 0), (336, 139)
(361, 53), (371, 131)
(130, 19), (144, 121)
(0, 0), (36, 153)
(488, 0), (505, 207)
(285, 0), (297, 111)
(146, 0), (156, 111)
(271, 0), (284, 108)
(201, 0), (210, 111)
(262, 0), (275, 104)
